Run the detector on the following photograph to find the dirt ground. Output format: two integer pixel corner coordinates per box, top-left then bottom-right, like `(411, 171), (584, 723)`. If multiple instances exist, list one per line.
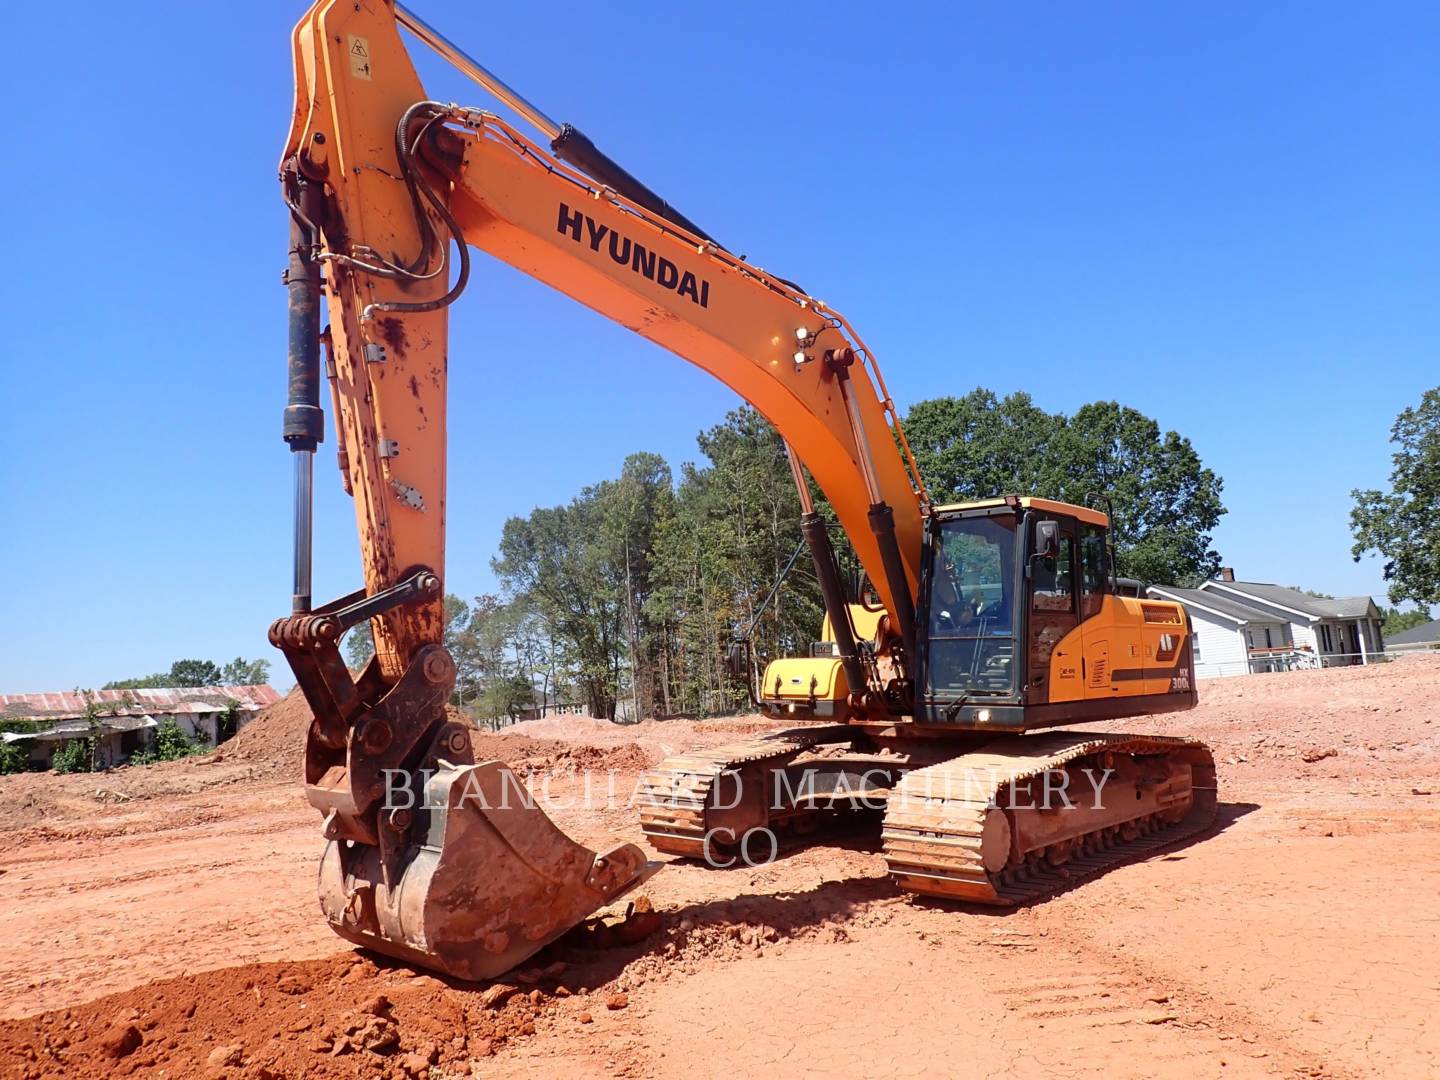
(2, 657), (1438, 1079)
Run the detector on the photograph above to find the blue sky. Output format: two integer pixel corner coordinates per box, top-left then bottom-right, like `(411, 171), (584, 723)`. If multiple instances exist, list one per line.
(2, 1), (1435, 691)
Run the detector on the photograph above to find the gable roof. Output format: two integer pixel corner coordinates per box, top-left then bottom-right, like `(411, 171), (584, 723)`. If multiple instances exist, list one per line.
(1202, 580), (1377, 622)
(1148, 586), (1283, 625)
(1385, 618), (1440, 646)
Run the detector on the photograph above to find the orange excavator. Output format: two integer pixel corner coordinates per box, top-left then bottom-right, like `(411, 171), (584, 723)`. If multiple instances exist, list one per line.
(272, 0), (1216, 981)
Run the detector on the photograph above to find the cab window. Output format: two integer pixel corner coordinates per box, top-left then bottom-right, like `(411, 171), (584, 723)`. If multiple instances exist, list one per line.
(1079, 525), (1108, 618)
(1031, 532), (1073, 613)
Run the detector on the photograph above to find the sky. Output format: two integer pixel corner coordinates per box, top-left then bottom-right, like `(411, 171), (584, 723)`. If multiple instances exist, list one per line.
(1, 1), (1436, 692)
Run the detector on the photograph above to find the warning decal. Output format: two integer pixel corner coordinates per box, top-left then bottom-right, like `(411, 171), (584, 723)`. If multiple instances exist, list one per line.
(348, 35), (373, 80)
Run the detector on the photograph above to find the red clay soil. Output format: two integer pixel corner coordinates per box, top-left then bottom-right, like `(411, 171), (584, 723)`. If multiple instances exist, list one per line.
(1, 952), (557, 1080)
(3, 658), (1439, 1077)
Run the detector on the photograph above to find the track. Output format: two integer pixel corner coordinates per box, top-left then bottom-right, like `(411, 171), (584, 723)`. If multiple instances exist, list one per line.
(881, 731), (1217, 904)
(637, 728), (856, 857)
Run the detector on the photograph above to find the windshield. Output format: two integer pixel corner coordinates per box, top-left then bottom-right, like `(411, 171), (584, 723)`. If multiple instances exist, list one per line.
(924, 515), (1017, 699)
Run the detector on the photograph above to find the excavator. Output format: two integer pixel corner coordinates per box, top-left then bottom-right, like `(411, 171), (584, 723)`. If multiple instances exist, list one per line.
(272, 0), (1217, 981)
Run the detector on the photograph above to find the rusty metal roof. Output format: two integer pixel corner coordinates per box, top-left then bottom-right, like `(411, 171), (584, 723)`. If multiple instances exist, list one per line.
(1, 715), (160, 743)
(0, 685), (281, 721)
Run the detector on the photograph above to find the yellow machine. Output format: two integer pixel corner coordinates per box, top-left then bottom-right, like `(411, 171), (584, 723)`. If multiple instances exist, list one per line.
(272, 1), (1215, 980)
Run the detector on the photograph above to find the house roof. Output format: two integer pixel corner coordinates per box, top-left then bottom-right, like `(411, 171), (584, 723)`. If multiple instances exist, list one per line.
(0, 685), (281, 721)
(1, 715), (159, 744)
(1385, 618), (1440, 646)
(1202, 581), (1377, 622)
(1147, 586), (1281, 625)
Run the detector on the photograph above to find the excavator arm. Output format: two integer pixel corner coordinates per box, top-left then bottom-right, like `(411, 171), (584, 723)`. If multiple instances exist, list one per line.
(271, 0), (927, 980)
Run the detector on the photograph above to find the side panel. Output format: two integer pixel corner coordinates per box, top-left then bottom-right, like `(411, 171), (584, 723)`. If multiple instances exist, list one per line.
(1045, 596), (1189, 704)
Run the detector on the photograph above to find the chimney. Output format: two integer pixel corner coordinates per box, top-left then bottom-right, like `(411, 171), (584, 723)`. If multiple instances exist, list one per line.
(1219, 567), (1235, 582)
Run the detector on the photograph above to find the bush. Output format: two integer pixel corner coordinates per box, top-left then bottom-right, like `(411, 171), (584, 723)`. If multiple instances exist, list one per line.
(129, 719), (206, 765)
(0, 740), (29, 775)
(53, 737), (95, 774)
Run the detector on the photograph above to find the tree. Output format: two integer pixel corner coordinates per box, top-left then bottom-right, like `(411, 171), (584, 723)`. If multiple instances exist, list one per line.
(344, 623), (375, 669)
(903, 390), (1056, 502)
(219, 657), (271, 686)
(165, 659), (224, 687)
(105, 659), (227, 690)
(1381, 606), (1433, 638)
(649, 408), (821, 715)
(1054, 401), (1225, 586)
(904, 391), (1225, 586)
(1351, 388), (1440, 606)
(493, 454), (672, 719)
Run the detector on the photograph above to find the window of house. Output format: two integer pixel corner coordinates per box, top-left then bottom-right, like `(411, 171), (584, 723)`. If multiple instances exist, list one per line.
(1192, 635), (1202, 662)
(1265, 627), (1273, 648)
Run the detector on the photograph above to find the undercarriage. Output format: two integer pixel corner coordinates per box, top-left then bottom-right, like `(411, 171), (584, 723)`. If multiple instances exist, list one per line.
(640, 728), (1217, 902)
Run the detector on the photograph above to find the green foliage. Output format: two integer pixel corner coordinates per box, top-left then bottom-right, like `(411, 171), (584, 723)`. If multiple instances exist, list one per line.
(130, 718), (207, 764)
(216, 699), (242, 743)
(476, 672), (535, 725)
(494, 453), (673, 718)
(344, 623), (376, 669)
(51, 690), (135, 772)
(1352, 388), (1440, 606)
(219, 657), (271, 686)
(903, 390), (1226, 586)
(165, 659), (223, 687)
(648, 409), (822, 715)
(492, 410), (821, 720)
(52, 737), (94, 774)
(103, 673), (168, 690)
(0, 740), (30, 775)
(104, 657), (270, 690)
(1381, 606), (1433, 637)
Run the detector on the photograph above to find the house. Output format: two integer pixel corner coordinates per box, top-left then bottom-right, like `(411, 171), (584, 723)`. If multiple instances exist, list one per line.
(1384, 618), (1440, 653)
(1148, 570), (1385, 679)
(515, 688), (586, 722)
(0, 685), (281, 770)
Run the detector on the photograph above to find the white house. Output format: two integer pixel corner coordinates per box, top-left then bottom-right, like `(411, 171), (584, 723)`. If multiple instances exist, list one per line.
(1148, 571), (1385, 679)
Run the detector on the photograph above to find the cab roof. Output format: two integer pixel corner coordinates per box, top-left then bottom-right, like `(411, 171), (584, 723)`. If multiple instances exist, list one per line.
(931, 495), (1109, 528)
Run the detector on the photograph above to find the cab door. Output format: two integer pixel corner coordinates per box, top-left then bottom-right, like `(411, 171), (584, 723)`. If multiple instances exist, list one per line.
(1028, 516), (1081, 703)
(1078, 522), (1117, 700)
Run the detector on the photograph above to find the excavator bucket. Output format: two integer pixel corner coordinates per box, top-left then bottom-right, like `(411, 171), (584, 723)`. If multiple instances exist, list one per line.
(271, 609), (657, 982)
(317, 758), (656, 980)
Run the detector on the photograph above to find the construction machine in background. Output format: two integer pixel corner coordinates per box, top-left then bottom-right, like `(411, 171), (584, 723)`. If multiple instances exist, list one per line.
(272, 0), (1216, 981)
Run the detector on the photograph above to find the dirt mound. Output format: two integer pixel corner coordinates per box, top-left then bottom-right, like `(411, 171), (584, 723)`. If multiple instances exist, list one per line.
(0, 952), (553, 1080)
(469, 732), (660, 774)
(504, 713), (619, 739)
(209, 688), (313, 773)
